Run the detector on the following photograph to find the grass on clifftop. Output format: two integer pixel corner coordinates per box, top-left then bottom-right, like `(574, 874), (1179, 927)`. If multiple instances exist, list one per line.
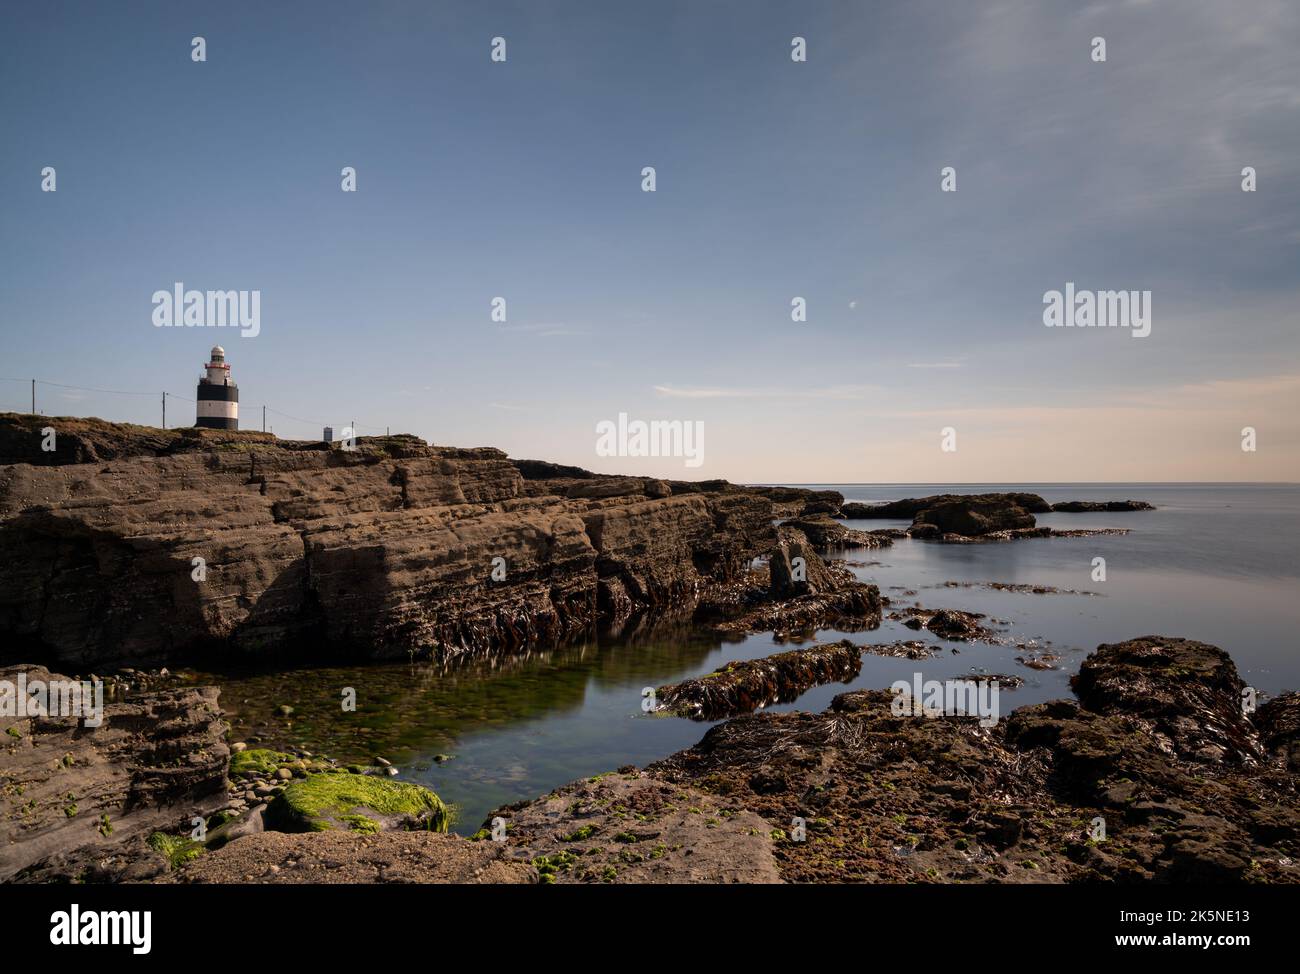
(266, 775), (451, 834)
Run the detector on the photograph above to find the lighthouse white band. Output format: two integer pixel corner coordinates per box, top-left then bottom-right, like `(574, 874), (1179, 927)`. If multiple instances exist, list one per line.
(196, 400), (238, 421)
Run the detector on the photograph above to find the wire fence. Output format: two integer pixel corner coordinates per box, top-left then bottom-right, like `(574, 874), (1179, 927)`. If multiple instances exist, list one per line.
(0, 376), (392, 438)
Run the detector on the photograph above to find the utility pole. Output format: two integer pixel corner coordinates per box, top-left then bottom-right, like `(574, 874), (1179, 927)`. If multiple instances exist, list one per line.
(262, 405), (266, 432)
(162, 392), (166, 429)
(31, 379), (35, 415)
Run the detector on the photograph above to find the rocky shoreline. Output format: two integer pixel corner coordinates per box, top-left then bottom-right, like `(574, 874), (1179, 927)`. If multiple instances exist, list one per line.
(9, 634), (1291, 884)
(7, 415), (1291, 884)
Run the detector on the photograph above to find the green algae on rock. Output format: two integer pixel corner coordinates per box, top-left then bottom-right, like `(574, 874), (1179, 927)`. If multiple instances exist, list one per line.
(266, 774), (451, 834)
(147, 831), (204, 870)
(229, 748), (295, 778)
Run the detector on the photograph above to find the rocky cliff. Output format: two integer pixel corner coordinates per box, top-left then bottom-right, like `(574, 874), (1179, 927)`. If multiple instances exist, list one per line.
(0, 415), (787, 667)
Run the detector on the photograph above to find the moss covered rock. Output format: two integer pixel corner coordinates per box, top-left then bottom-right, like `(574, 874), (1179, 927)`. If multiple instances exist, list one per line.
(265, 774), (451, 834)
(229, 748), (294, 778)
(147, 831), (204, 870)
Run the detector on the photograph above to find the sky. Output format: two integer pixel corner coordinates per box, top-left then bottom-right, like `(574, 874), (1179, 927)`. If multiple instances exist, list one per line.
(1, 0), (1297, 482)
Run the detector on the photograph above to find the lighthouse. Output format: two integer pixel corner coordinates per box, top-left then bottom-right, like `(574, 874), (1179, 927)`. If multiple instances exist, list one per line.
(195, 345), (239, 430)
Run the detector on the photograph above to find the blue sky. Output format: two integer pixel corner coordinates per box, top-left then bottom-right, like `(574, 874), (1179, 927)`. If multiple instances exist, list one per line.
(2, 0), (1297, 481)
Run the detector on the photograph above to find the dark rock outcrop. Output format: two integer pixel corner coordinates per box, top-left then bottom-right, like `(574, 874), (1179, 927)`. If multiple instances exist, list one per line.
(780, 515), (889, 551)
(899, 606), (997, 642)
(1051, 500), (1154, 512)
(1070, 636), (1262, 764)
(909, 496), (1038, 537)
(656, 639), (863, 720)
(843, 492), (1052, 520)
(1256, 692), (1300, 771)
(769, 538), (836, 599)
(746, 486), (844, 518)
(705, 541), (882, 639)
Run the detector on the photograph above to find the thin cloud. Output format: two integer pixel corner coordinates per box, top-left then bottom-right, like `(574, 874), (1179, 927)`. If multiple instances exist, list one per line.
(495, 323), (589, 337)
(653, 384), (877, 401)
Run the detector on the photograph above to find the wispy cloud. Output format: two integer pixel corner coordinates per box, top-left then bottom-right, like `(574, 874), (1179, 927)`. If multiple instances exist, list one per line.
(653, 384), (877, 401)
(495, 323), (588, 337)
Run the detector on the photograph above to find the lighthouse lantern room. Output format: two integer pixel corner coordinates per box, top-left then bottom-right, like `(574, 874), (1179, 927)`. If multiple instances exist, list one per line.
(195, 345), (239, 430)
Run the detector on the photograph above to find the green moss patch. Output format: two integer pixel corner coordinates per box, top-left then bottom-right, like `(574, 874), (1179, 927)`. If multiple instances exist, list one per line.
(148, 831), (204, 870)
(229, 748), (294, 778)
(265, 774), (450, 834)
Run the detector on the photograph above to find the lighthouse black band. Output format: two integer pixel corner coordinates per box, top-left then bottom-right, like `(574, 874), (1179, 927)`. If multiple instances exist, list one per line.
(195, 417), (238, 430)
(196, 383), (239, 402)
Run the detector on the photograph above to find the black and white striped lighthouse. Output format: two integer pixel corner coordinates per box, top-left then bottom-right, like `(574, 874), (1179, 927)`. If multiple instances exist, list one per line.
(195, 345), (239, 430)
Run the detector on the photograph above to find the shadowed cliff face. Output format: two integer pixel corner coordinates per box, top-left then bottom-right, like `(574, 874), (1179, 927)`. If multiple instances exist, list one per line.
(0, 417), (780, 667)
